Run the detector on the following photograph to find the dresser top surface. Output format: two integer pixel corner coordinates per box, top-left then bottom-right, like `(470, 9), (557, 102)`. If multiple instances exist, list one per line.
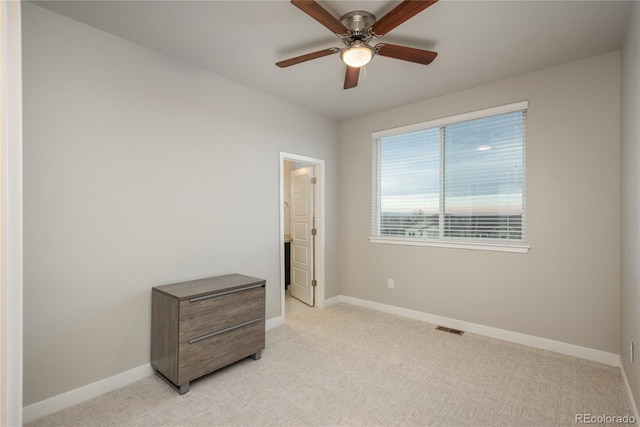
(153, 274), (266, 300)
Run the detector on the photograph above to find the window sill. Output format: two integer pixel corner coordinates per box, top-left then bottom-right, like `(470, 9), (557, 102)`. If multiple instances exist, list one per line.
(368, 237), (530, 253)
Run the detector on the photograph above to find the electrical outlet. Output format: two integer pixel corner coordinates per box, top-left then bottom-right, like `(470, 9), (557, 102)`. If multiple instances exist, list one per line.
(631, 341), (635, 364)
(388, 278), (395, 289)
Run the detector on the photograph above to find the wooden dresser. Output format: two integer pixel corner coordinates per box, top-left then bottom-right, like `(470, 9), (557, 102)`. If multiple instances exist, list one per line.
(151, 273), (266, 394)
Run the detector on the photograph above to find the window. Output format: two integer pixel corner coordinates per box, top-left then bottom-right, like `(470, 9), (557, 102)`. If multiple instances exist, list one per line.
(371, 101), (528, 252)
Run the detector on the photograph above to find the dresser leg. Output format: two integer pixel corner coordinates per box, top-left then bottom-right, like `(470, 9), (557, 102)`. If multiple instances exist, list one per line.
(154, 369), (190, 395)
(250, 350), (262, 360)
(178, 383), (190, 395)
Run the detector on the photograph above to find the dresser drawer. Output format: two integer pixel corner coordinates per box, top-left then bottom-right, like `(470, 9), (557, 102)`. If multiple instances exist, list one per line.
(178, 284), (264, 343)
(178, 317), (265, 385)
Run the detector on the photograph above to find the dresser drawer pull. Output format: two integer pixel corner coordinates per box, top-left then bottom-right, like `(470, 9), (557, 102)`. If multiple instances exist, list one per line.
(188, 283), (264, 303)
(188, 317), (263, 344)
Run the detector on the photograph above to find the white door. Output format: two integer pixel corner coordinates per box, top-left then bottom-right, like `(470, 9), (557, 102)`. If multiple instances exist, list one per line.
(290, 166), (315, 306)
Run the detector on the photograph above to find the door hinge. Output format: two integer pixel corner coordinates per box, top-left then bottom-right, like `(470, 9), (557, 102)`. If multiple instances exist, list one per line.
(311, 177), (317, 184)
(312, 279), (317, 287)
(311, 228), (317, 236)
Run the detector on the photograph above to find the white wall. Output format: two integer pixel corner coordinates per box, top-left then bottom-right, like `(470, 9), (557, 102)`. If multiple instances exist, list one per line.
(338, 51), (621, 354)
(21, 3), (338, 406)
(620, 0), (640, 412)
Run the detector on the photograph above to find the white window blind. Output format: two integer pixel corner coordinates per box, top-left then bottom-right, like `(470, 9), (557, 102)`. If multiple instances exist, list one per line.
(372, 102), (527, 249)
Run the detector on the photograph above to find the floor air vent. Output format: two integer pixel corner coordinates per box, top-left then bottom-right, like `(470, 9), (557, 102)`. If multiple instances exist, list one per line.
(435, 326), (464, 335)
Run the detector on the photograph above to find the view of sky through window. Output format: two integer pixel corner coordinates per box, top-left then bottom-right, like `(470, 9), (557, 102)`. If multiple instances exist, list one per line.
(380, 128), (439, 214)
(379, 111), (524, 216)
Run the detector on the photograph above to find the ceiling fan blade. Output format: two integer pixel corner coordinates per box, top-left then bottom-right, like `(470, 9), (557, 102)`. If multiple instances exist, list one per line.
(375, 43), (438, 65)
(371, 0), (438, 36)
(291, 0), (349, 35)
(276, 48), (340, 68)
(344, 66), (359, 89)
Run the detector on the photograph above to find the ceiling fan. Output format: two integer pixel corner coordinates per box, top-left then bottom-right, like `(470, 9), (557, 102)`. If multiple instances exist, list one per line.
(276, 0), (439, 90)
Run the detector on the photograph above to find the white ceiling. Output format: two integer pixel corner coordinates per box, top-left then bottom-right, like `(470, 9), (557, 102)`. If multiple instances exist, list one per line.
(32, 0), (633, 120)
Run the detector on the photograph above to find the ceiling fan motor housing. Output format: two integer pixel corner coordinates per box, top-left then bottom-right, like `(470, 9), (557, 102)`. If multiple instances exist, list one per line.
(340, 10), (376, 42)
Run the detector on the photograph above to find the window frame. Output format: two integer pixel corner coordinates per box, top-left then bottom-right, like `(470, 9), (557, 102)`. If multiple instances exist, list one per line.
(370, 101), (530, 253)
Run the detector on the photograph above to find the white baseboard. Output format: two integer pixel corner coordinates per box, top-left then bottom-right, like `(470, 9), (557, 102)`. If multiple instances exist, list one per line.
(337, 295), (621, 367)
(22, 363), (154, 424)
(266, 315), (285, 330)
(620, 359), (640, 421)
(323, 295), (342, 307)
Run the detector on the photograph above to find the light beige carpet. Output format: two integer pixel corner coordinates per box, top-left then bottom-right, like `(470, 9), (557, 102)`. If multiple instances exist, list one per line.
(27, 303), (636, 426)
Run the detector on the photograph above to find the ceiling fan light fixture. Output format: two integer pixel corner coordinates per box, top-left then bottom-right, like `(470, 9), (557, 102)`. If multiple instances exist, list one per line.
(340, 43), (373, 68)
(279, 0), (440, 89)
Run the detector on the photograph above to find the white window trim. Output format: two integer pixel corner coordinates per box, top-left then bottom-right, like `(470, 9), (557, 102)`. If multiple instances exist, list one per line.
(372, 101), (528, 139)
(369, 237), (530, 253)
(370, 101), (529, 254)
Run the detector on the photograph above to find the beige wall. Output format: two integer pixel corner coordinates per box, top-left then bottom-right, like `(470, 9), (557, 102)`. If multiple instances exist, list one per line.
(22, 3), (338, 406)
(621, 1), (640, 411)
(338, 51), (621, 354)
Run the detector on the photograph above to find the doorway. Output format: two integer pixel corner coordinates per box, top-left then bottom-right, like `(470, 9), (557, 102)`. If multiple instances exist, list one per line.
(279, 153), (325, 320)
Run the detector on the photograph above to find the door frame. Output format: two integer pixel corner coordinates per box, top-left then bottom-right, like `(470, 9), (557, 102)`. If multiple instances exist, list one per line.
(1, 1), (24, 425)
(279, 152), (325, 317)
